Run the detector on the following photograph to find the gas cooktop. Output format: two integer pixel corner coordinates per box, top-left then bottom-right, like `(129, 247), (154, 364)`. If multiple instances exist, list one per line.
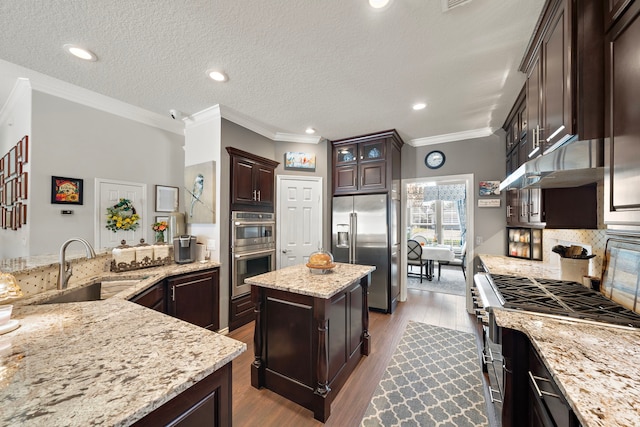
(487, 274), (640, 329)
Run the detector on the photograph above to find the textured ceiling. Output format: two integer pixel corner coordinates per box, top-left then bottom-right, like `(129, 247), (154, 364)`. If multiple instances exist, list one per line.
(0, 0), (545, 144)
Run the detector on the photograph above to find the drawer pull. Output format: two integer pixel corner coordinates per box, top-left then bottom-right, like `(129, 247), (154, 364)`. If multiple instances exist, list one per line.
(528, 371), (561, 399)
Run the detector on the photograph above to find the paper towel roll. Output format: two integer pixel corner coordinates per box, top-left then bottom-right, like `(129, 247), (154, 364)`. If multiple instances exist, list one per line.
(196, 243), (206, 262)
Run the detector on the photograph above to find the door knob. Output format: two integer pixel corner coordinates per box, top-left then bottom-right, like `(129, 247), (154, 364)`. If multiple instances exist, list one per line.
(282, 249), (290, 254)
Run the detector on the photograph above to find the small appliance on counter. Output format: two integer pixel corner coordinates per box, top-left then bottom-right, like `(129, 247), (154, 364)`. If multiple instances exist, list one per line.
(174, 235), (197, 264)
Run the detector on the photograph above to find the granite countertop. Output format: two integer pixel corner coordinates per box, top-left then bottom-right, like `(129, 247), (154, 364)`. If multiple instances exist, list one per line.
(1, 261), (246, 426)
(18, 260), (222, 305)
(478, 254), (639, 427)
(245, 262), (376, 299)
(479, 253), (562, 280)
(494, 310), (640, 427)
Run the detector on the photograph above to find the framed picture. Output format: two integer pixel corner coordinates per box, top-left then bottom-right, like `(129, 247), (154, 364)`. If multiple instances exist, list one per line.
(479, 180), (500, 196)
(18, 172), (28, 200)
(18, 135), (28, 163)
(284, 152), (316, 171)
(51, 176), (84, 204)
(478, 198), (501, 208)
(155, 185), (179, 212)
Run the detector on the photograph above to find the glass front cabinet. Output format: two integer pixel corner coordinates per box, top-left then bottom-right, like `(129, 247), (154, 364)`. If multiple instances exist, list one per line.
(507, 227), (542, 260)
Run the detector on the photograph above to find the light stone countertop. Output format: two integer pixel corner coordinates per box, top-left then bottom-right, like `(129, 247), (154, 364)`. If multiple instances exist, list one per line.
(245, 262), (376, 299)
(1, 260), (246, 426)
(478, 254), (639, 427)
(494, 310), (640, 427)
(479, 253), (562, 280)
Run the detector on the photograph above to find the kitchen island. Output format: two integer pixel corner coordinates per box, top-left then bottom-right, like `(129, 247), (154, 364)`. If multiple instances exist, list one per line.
(246, 262), (375, 422)
(1, 260), (246, 426)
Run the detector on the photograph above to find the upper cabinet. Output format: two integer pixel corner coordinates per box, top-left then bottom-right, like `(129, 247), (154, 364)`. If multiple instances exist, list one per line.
(519, 0), (603, 159)
(604, 0), (640, 226)
(227, 147), (280, 213)
(331, 129), (403, 197)
(503, 86), (526, 174)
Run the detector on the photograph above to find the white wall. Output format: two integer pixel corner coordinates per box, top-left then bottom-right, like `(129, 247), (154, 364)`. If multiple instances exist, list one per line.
(402, 132), (508, 266)
(0, 79), (32, 258)
(17, 90), (185, 257)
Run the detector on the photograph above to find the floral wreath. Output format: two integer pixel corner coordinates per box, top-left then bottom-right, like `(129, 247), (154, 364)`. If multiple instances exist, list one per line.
(106, 198), (140, 232)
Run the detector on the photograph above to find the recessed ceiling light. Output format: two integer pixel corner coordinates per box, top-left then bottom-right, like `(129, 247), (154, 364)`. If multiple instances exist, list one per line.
(305, 127), (316, 134)
(63, 44), (97, 61)
(413, 102), (427, 111)
(207, 69), (228, 82)
(369, 0), (390, 9)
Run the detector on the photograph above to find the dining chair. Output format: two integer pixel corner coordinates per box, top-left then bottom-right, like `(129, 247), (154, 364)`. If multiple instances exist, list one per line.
(407, 239), (428, 283)
(411, 235), (428, 246)
(438, 242), (466, 280)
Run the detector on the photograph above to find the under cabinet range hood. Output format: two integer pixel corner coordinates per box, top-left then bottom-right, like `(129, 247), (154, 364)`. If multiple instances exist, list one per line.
(499, 138), (604, 191)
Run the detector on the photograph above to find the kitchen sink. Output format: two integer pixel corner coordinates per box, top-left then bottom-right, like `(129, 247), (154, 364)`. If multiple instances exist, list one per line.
(39, 282), (102, 304)
(36, 279), (140, 305)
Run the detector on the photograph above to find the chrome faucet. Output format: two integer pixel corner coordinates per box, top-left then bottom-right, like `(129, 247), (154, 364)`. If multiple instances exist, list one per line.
(58, 238), (96, 290)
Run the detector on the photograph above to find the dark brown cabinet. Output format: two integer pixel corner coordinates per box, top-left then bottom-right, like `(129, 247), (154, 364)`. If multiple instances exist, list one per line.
(513, 188), (543, 226)
(604, 0), (640, 226)
(503, 86), (527, 173)
(130, 281), (165, 313)
(331, 130), (401, 196)
(129, 269), (221, 331)
(520, 0), (603, 158)
(502, 329), (579, 427)
(227, 147), (279, 212)
(229, 292), (254, 332)
(527, 346), (580, 427)
(133, 362), (231, 427)
(167, 269), (220, 331)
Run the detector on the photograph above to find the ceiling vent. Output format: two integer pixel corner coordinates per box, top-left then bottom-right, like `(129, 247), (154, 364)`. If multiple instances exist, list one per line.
(441, 0), (473, 12)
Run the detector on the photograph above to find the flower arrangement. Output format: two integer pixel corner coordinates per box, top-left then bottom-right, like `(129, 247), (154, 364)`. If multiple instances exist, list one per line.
(106, 198), (140, 232)
(152, 221), (168, 232)
(152, 220), (168, 243)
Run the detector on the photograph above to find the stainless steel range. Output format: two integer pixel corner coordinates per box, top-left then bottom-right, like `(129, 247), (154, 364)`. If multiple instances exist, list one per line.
(473, 234), (640, 425)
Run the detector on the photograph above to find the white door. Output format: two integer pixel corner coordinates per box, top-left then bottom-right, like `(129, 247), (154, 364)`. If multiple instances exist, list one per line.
(95, 179), (147, 250)
(277, 176), (322, 268)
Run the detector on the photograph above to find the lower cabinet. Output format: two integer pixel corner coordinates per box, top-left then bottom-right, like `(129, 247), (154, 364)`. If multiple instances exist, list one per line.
(132, 362), (231, 427)
(129, 281), (165, 313)
(502, 328), (580, 427)
(129, 268), (220, 331)
(229, 293), (254, 331)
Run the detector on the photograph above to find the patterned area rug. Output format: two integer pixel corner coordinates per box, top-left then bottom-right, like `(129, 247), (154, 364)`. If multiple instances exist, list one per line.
(407, 265), (466, 296)
(361, 322), (489, 427)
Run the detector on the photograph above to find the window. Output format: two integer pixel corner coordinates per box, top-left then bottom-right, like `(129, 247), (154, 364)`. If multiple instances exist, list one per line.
(409, 200), (462, 247)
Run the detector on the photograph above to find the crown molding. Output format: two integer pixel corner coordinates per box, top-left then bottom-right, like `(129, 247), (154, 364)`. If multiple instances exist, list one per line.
(218, 105), (323, 144)
(273, 132), (323, 144)
(187, 104), (221, 124)
(409, 127), (495, 146)
(0, 60), (184, 136)
(0, 78), (31, 124)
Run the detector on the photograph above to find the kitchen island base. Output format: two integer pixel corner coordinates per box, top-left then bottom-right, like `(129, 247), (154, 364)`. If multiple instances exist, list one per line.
(250, 273), (370, 422)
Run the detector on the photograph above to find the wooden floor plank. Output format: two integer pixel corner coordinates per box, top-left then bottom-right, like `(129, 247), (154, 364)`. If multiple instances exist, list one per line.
(228, 287), (484, 427)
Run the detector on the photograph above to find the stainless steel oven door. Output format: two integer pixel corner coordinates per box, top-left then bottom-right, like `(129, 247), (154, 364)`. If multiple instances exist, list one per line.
(232, 248), (276, 297)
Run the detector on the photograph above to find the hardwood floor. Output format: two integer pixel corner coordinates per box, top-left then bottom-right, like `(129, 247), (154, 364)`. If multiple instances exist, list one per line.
(228, 288), (493, 427)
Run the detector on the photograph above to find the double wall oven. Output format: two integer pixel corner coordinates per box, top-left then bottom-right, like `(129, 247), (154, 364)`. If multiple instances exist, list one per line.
(231, 211), (276, 298)
(473, 234), (640, 426)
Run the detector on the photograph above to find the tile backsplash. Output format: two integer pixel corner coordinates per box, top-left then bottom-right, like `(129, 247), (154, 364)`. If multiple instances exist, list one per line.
(543, 229), (607, 278)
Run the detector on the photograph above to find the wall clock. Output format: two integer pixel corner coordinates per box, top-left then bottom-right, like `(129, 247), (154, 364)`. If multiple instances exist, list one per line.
(425, 150), (445, 169)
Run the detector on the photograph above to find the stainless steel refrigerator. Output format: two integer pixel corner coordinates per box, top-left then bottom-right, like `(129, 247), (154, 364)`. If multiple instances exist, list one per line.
(332, 194), (399, 312)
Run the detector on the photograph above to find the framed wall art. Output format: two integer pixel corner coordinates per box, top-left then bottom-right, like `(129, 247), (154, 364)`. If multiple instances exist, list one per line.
(155, 185), (179, 212)
(51, 176), (84, 205)
(479, 180), (500, 196)
(284, 152), (316, 171)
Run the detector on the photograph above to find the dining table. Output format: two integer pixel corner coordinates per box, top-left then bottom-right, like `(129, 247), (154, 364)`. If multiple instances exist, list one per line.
(420, 244), (455, 281)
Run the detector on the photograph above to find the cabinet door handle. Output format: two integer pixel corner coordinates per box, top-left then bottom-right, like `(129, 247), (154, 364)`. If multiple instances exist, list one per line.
(171, 285), (176, 302)
(528, 371), (561, 399)
(529, 202), (538, 216)
(506, 205), (512, 218)
(257, 190), (261, 201)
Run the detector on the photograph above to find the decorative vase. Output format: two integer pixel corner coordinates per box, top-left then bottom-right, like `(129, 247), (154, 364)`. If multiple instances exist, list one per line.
(155, 231), (165, 243)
